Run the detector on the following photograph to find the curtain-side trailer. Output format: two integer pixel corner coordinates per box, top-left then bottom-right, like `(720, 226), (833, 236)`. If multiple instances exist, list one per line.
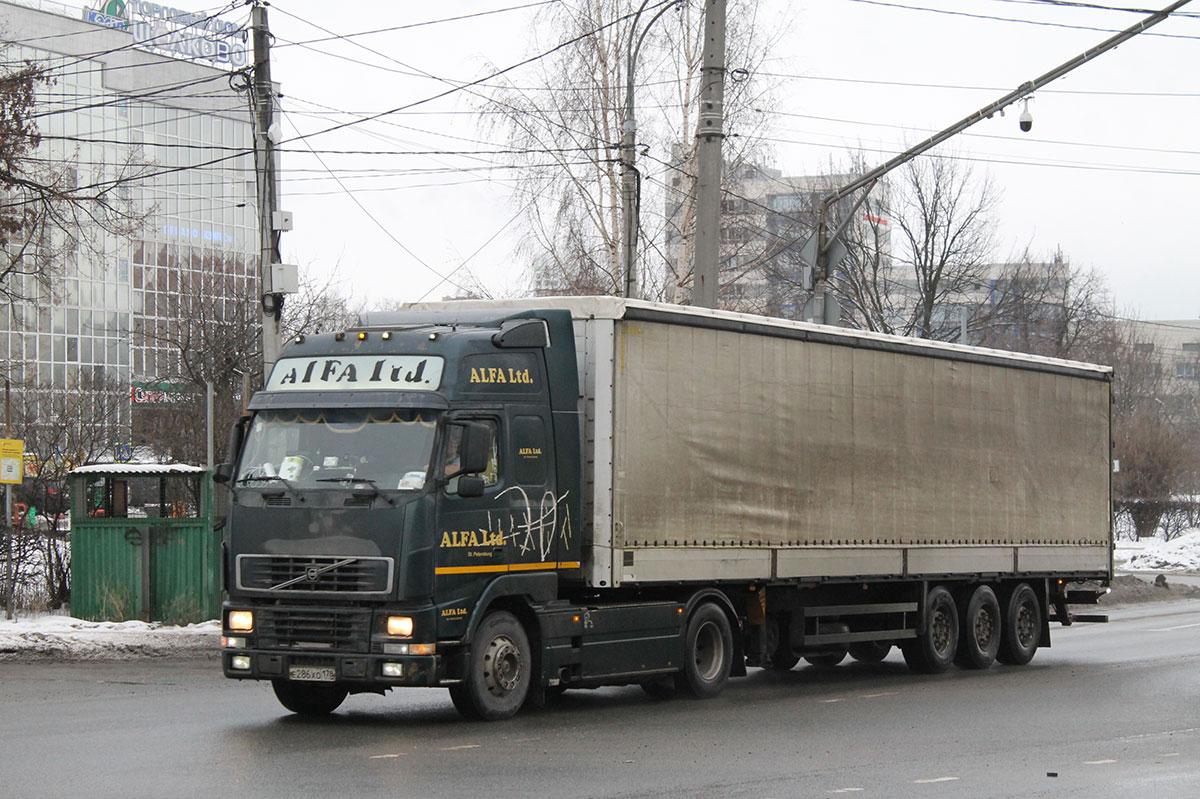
(217, 297), (1112, 720)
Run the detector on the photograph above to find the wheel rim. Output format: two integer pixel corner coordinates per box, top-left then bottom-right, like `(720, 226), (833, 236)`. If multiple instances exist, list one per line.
(694, 620), (724, 681)
(482, 635), (522, 697)
(1015, 602), (1036, 648)
(974, 604), (997, 649)
(931, 607), (953, 656)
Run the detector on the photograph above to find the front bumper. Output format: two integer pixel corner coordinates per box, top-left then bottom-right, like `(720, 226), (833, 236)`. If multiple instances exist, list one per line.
(222, 648), (441, 687)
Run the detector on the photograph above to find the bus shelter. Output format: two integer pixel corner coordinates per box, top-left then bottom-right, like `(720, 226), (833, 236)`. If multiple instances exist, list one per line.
(69, 464), (218, 624)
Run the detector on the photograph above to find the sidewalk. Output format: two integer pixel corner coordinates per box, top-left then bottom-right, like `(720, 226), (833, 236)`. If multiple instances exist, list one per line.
(0, 615), (219, 661)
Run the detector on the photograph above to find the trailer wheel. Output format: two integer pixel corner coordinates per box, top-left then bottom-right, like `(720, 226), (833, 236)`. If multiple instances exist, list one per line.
(272, 681), (347, 716)
(764, 618), (799, 671)
(455, 610), (531, 720)
(901, 586), (959, 674)
(955, 585), (1001, 670)
(804, 650), (847, 667)
(676, 603), (733, 699)
(848, 641), (892, 663)
(997, 583), (1042, 666)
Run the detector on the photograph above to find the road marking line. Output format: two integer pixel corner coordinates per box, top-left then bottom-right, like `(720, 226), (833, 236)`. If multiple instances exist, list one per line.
(828, 788), (865, 793)
(1159, 753), (1180, 758)
(861, 691), (898, 699)
(1147, 622), (1200, 632)
(1084, 759), (1117, 765)
(913, 777), (959, 784)
(369, 754), (406, 759)
(820, 698), (847, 703)
(439, 744), (481, 751)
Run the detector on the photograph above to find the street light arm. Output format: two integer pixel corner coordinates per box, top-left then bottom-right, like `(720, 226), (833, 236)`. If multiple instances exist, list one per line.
(820, 0), (1192, 213)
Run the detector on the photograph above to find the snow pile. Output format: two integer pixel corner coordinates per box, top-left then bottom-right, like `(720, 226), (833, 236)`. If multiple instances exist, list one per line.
(0, 615), (219, 661)
(1116, 528), (1200, 573)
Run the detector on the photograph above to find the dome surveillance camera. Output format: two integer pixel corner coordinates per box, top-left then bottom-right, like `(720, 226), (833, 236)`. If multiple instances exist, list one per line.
(1019, 108), (1032, 132)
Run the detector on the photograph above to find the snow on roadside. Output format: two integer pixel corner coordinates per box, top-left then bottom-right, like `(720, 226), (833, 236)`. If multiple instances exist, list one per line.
(1116, 528), (1200, 573)
(0, 615), (219, 662)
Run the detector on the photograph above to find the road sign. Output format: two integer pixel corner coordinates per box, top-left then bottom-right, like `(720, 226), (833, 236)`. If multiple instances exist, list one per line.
(0, 439), (24, 484)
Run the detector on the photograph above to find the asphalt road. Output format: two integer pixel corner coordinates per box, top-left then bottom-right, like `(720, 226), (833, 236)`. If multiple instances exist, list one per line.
(1, 600), (1198, 799)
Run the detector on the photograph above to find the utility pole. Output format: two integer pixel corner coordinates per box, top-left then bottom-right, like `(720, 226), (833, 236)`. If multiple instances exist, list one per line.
(807, 0), (1192, 325)
(252, 2), (289, 382)
(691, 0), (726, 309)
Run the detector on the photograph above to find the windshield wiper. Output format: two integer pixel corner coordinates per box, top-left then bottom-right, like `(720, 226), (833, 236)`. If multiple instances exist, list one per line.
(236, 474), (300, 500)
(314, 477), (395, 505)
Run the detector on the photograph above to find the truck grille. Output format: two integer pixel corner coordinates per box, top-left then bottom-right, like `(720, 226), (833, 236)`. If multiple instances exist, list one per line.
(237, 555), (393, 595)
(255, 607), (372, 652)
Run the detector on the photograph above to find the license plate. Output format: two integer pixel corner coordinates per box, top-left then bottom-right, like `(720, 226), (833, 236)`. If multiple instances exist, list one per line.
(289, 666), (336, 682)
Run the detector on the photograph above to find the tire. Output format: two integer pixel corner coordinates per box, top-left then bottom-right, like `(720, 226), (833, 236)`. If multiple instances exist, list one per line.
(272, 680), (347, 716)
(997, 583), (1042, 666)
(803, 650), (847, 668)
(848, 640), (892, 663)
(764, 617), (800, 671)
(901, 585), (959, 674)
(456, 611), (531, 721)
(955, 585), (1001, 670)
(675, 603), (733, 699)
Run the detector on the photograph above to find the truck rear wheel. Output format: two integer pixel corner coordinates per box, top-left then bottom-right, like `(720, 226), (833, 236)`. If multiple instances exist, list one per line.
(997, 583), (1041, 666)
(453, 611), (531, 721)
(272, 680), (347, 716)
(901, 585), (959, 674)
(676, 603), (733, 699)
(955, 585), (1001, 669)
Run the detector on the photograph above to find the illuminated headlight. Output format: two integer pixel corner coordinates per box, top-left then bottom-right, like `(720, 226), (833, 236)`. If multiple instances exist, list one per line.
(386, 616), (414, 637)
(383, 643), (436, 656)
(231, 655), (252, 671)
(228, 610), (254, 632)
(222, 636), (247, 648)
(382, 662), (403, 677)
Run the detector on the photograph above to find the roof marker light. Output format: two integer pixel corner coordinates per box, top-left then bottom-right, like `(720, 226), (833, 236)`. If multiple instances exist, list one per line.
(381, 331), (392, 341)
(358, 332), (367, 341)
(334, 332), (345, 342)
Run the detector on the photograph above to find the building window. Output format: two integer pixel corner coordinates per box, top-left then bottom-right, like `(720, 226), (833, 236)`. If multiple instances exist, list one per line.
(1134, 343), (1155, 354)
(1177, 362), (1197, 380)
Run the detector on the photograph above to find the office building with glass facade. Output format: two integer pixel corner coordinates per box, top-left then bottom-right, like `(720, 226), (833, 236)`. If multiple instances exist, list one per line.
(0, 0), (257, 449)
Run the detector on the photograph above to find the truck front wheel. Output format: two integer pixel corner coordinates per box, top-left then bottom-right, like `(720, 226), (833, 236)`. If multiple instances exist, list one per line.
(901, 585), (959, 674)
(676, 603), (733, 699)
(452, 611), (531, 721)
(272, 680), (347, 716)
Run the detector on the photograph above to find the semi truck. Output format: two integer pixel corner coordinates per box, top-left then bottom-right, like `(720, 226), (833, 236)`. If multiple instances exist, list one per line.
(215, 297), (1113, 720)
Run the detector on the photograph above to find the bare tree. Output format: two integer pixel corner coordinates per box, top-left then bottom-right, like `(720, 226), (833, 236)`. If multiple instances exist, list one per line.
(481, 0), (778, 303)
(836, 155), (997, 339)
(1104, 322), (1200, 540)
(6, 374), (125, 608)
(1, 54), (147, 311)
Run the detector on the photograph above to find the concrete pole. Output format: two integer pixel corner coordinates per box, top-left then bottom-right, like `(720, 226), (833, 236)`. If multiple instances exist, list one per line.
(253, 3), (281, 383)
(691, 0), (726, 309)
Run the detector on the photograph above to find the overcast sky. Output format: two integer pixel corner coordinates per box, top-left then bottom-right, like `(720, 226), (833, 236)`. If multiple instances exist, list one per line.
(254, 0), (1198, 321)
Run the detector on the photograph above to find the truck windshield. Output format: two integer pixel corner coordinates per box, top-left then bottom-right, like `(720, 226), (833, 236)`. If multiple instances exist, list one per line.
(236, 408), (437, 491)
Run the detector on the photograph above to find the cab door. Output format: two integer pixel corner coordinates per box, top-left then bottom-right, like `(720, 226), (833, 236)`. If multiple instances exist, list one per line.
(503, 405), (560, 570)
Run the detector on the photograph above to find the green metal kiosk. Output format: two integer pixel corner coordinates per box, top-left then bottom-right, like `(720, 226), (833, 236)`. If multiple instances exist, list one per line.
(69, 464), (218, 624)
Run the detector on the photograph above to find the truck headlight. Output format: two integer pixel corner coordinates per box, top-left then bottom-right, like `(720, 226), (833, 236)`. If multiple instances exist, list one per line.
(228, 610), (254, 632)
(387, 616), (414, 637)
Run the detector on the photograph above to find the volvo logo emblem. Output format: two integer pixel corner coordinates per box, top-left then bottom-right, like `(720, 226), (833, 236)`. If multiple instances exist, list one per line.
(305, 567), (321, 582)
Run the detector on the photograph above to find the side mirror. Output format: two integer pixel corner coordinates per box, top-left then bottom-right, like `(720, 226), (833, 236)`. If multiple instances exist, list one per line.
(222, 415), (251, 477)
(458, 422), (492, 475)
(213, 463), (234, 485)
